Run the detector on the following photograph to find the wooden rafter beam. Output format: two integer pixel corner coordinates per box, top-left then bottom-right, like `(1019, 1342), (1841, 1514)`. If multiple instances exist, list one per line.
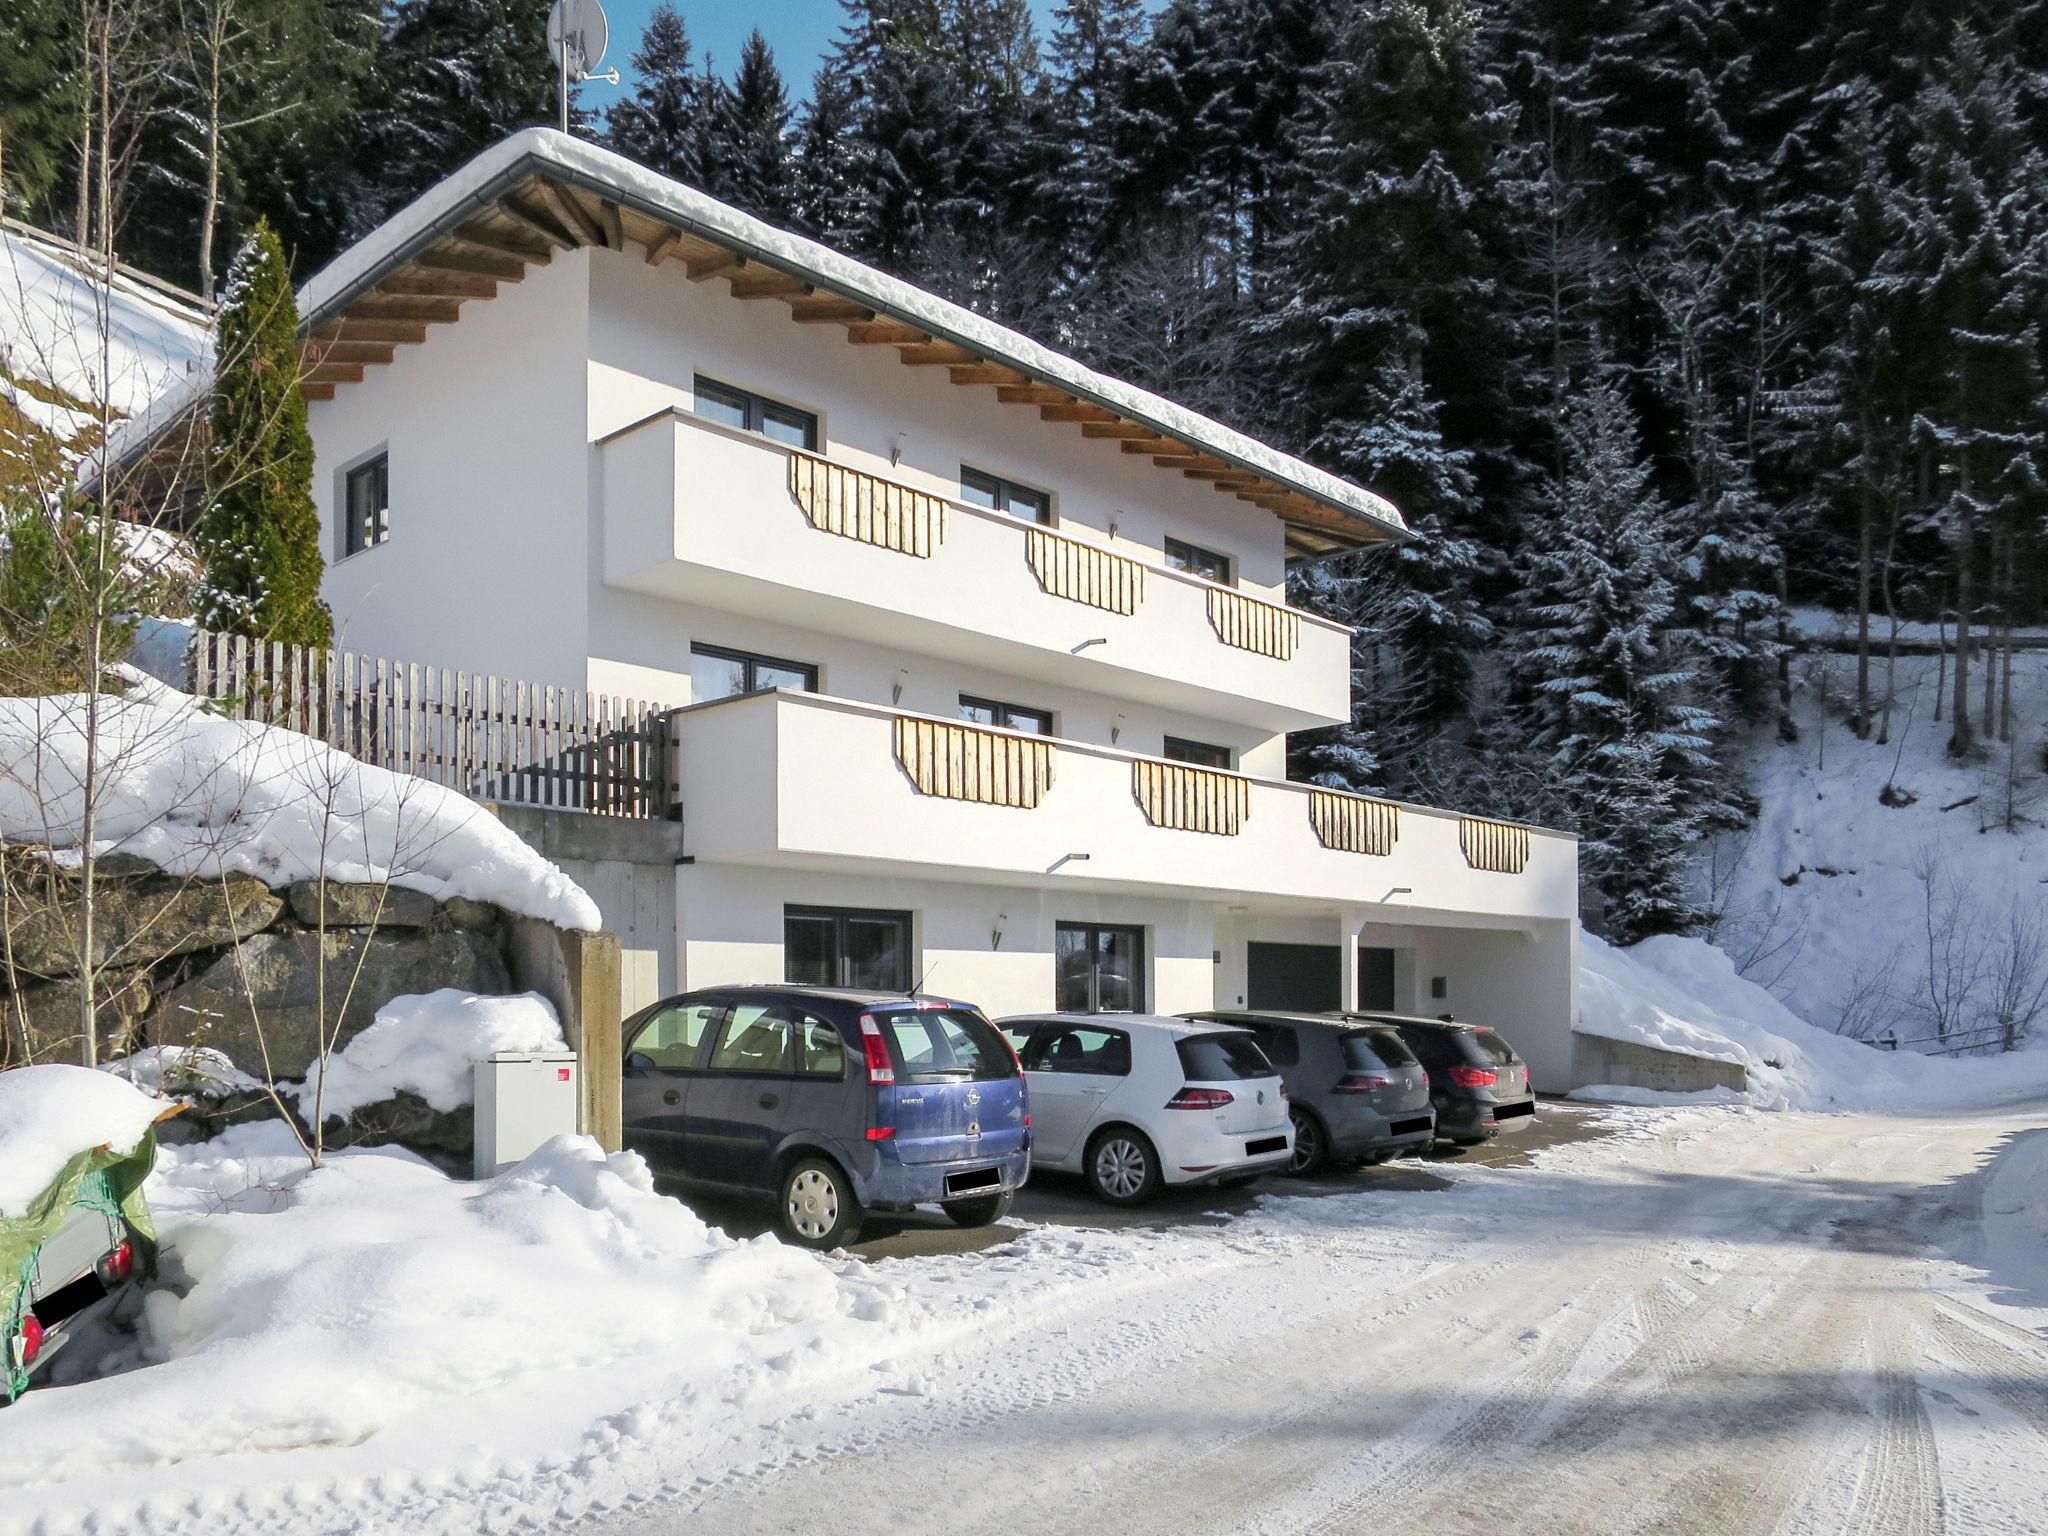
(948, 363), (1029, 386)
(996, 385), (1073, 405)
(414, 246), (526, 282)
(1039, 403), (1119, 424)
(300, 339), (395, 367)
(1186, 468), (1259, 486)
(348, 293), (465, 323)
(686, 248), (744, 281)
(786, 296), (875, 323)
(898, 341), (979, 365)
(643, 227), (682, 266)
(726, 269), (810, 299)
(597, 200), (625, 250)
(1080, 422), (1163, 440)
(542, 181), (608, 248)
(304, 362), (365, 385)
(302, 383), (335, 402)
(498, 196), (578, 250)
(452, 222), (551, 264)
(846, 319), (930, 345)
(310, 318), (429, 345)
(377, 270), (495, 300)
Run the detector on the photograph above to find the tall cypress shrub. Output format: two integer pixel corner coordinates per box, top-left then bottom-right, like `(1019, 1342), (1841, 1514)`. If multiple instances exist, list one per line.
(198, 220), (332, 646)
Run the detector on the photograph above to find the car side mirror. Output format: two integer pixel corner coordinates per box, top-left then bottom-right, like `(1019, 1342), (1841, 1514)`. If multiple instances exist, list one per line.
(625, 1051), (657, 1077)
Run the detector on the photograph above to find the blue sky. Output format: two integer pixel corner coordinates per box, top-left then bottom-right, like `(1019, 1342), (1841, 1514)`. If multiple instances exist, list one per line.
(583, 1), (1066, 112)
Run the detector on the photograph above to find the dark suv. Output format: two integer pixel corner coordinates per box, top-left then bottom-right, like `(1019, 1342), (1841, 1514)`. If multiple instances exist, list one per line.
(1367, 1015), (1536, 1145)
(621, 986), (1030, 1249)
(1185, 1012), (1434, 1174)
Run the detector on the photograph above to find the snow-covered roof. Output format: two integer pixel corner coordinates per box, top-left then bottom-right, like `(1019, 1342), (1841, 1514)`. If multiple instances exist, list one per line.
(1, 221), (211, 472)
(297, 130), (1407, 547)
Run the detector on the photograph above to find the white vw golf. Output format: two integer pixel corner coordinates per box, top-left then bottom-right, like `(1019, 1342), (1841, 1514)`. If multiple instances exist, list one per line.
(996, 1014), (1294, 1204)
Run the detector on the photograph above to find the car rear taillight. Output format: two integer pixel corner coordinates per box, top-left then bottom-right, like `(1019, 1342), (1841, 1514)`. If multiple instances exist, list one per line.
(1334, 1074), (1392, 1093)
(865, 1127), (896, 1141)
(1165, 1087), (1235, 1110)
(14, 1313), (43, 1370)
(857, 1014), (895, 1085)
(1023, 1114), (1032, 1127)
(97, 1240), (134, 1285)
(1447, 1065), (1498, 1088)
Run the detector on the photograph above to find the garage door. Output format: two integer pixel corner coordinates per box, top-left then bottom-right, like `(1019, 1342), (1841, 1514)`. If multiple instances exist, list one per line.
(1246, 944), (1400, 1012)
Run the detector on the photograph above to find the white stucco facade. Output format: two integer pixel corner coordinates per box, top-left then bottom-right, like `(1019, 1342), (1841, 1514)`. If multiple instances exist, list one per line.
(302, 200), (1582, 1088)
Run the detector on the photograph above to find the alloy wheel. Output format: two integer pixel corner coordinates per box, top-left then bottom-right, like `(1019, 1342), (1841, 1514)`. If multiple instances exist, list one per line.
(1289, 1110), (1322, 1175)
(786, 1168), (839, 1240)
(1094, 1136), (1148, 1199)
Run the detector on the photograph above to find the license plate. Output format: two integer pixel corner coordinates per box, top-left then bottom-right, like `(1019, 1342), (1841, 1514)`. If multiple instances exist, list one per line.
(944, 1166), (1001, 1196)
(1246, 1136), (1287, 1156)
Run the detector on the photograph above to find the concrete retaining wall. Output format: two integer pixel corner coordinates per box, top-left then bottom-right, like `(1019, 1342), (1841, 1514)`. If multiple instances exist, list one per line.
(1569, 1031), (1748, 1095)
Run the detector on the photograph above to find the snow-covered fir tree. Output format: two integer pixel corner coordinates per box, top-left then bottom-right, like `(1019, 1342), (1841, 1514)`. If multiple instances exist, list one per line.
(605, 3), (709, 186)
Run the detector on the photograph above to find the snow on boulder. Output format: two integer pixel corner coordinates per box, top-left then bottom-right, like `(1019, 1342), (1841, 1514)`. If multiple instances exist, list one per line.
(297, 989), (567, 1122)
(0, 684), (598, 931)
(0, 1064), (168, 1218)
(1579, 932), (2048, 1112)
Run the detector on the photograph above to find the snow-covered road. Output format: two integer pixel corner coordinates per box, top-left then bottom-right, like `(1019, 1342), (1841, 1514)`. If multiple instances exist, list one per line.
(582, 1101), (2048, 1536)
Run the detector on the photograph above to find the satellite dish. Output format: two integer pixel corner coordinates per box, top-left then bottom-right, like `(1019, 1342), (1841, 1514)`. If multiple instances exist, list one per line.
(546, 0), (608, 78)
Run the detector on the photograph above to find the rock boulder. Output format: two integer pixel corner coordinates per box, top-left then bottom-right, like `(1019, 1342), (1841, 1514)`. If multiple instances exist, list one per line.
(3, 871), (282, 980)
(286, 881), (436, 930)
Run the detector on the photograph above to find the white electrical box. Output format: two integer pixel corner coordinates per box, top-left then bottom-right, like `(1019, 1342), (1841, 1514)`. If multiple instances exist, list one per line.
(474, 1051), (580, 1178)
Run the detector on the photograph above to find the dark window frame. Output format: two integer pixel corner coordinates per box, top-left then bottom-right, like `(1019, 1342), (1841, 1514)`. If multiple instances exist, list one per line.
(784, 904), (915, 992)
(1055, 921), (1147, 1014)
(693, 373), (819, 451)
(960, 465), (1052, 524)
(341, 452), (390, 557)
(689, 642), (819, 699)
(1162, 735), (1233, 769)
(959, 694), (1054, 735)
(1164, 536), (1232, 586)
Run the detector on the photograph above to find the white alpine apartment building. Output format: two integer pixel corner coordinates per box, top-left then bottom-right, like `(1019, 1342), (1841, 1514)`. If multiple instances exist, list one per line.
(289, 130), (1582, 1089)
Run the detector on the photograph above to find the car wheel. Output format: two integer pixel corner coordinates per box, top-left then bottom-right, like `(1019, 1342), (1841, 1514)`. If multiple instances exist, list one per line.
(779, 1157), (863, 1250)
(942, 1189), (1014, 1228)
(1085, 1126), (1161, 1206)
(1287, 1108), (1327, 1177)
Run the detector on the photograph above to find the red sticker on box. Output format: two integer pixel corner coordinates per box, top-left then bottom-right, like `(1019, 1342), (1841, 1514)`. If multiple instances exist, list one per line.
(557, 1068), (571, 1081)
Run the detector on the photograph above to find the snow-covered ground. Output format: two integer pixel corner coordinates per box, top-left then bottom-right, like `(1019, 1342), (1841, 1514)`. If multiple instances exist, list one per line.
(3, 1098), (2043, 1536)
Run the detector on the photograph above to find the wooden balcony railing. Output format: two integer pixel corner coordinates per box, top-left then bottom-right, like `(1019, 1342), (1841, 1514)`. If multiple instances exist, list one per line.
(1207, 587), (1301, 660)
(1308, 788), (1399, 855)
(1459, 816), (1531, 874)
(894, 716), (1056, 808)
(1025, 526), (1146, 614)
(1132, 759), (1251, 836)
(788, 451), (949, 557)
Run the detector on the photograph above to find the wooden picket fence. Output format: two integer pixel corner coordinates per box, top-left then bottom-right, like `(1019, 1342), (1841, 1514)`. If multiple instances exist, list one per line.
(191, 630), (676, 818)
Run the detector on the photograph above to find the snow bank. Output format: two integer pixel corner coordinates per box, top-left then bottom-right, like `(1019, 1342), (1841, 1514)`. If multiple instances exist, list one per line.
(0, 1129), (875, 1486)
(298, 989), (566, 1121)
(0, 1065), (167, 1217)
(101, 1045), (261, 1100)
(1579, 932), (2048, 1112)
(0, 684), (598, 930)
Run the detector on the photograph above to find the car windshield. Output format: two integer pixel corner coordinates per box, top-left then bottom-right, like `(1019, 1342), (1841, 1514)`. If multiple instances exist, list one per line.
(1461, 1028), (1520, 1066)
(1176, 1032), (1273, 1082)
(1344, 1027), (1418, 1071)
(872, 1007), (1018, 1081)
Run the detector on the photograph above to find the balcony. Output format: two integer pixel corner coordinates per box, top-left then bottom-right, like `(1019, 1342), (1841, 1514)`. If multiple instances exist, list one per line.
(599, 408), (1353, 731)
(672, 690), (1579, 923)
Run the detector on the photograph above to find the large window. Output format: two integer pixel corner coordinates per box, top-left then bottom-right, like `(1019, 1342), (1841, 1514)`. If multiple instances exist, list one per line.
(1163, 735), (1232, 769)
(693, 374), (818, 450)
(342, 453), (389, 556)
(706, 1002), (792, 1073)
(689, 643), (817, 702)
(960, 466), (1051, 524)
(1055, 922), (1145, 1013)
(625, 1000), (720, 1071)
(786, 906), (913, 991)
(1164, 536), (1231, 585)
(959, 694), (1053, 735)
(1026, 1024), (1132, 1075)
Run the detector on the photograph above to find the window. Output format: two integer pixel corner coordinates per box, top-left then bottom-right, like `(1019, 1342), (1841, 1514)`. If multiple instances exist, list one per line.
(707, 1002), (792, 1073)
(785, 906), (913, 991)
(693, 374), (818, 450)
(1345, 1027), (1418, 1072)
(1055, 922), (1145, 1013)
(342, 453), (389, 556)
(870, 1007), (1018, 1082)
(1249, 1023), (1299, 1068)
(1163, 736), (1232, 770)
(689, 643), (818, 702)
(794, 1012), (847, 1077)
(1164, 536), (1230, 585)
(626, 1001), (719, 1071)
(960, 466), (1051, 524)
(1176, 1032), (1275, 1082)
(959, 695), (1053, 735)
(1027, 1025), (1132, 1076)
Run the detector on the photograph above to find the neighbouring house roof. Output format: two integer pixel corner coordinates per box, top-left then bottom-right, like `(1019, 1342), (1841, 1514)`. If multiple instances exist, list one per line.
(113, 130), (1407, 553)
